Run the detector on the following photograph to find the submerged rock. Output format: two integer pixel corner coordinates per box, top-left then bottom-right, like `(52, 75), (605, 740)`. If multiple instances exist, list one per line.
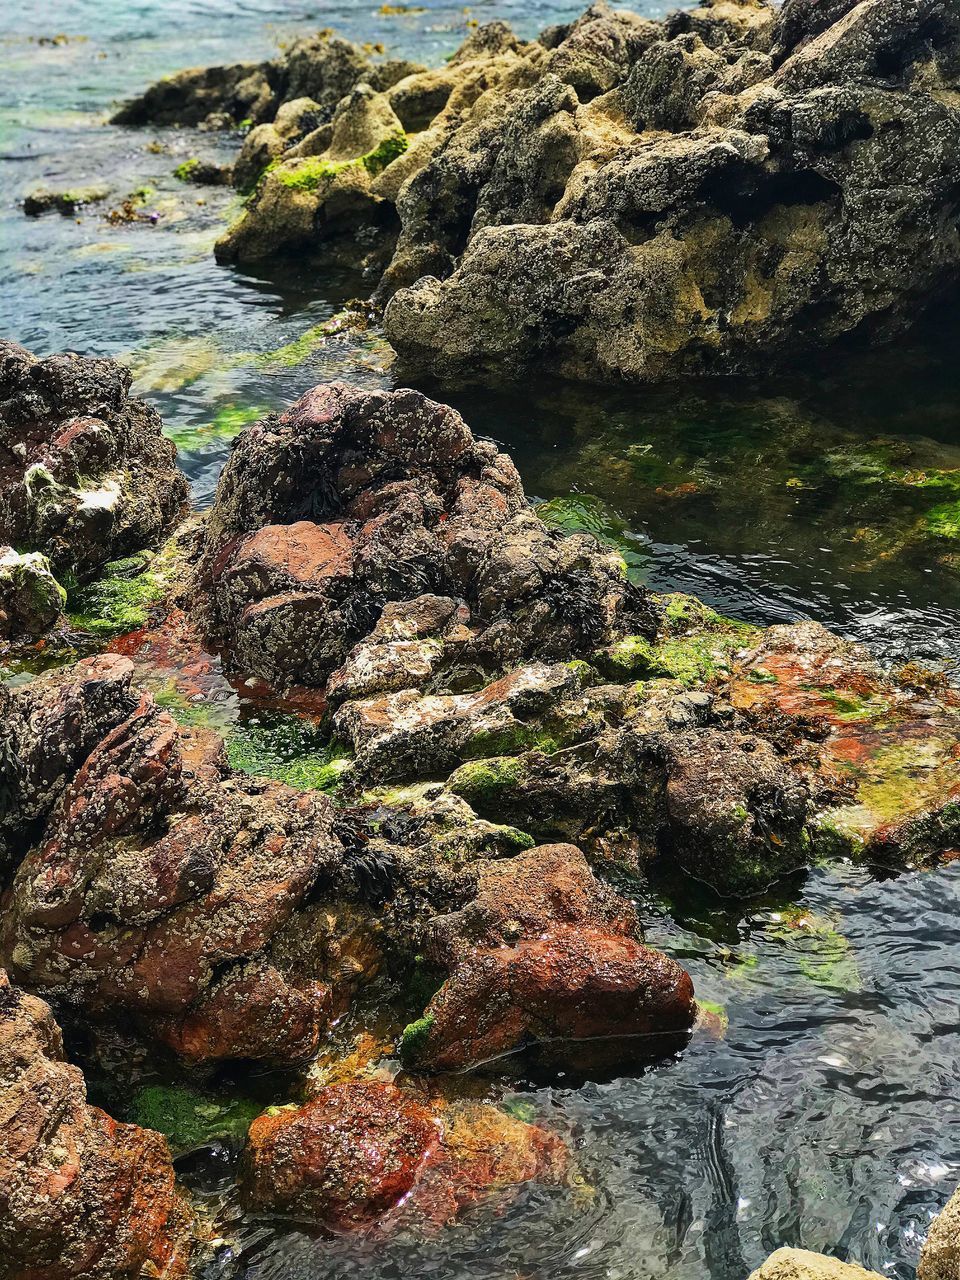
(0, 340), (188, 598)
(748, 1250), (888, 1280)
(0, 970), (194, 1279)
(242, 1080), (568, 1231)
(117, 0), (960, 384)
(23, 183), (111, 216)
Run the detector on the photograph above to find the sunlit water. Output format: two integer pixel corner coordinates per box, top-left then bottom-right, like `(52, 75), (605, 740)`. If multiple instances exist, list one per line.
(3, 3), (960, 1278)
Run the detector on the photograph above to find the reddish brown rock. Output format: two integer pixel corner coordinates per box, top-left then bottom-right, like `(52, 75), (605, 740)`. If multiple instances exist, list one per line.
(2, 691), (348, 1063)
(242, 1080), (568, 1232)
(402, 845), (696, 1071)
(0, 654), (138, 879)
(0, 969), (194, 1279)
(243, 1081), (441, 1229)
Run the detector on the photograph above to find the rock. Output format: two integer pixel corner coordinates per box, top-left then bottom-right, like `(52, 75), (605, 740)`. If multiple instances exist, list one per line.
(195, 382), (651, 695)
(216, 84), (408, 263)
(23, 183), (110, 216)
(747, 1248), (888, 1280)
(399, 844), (696, 1070)
(0, 547), (66, 641)
(0, 340), (188, 590)
(242, 1080), (567, 1231)
(920, 1186), (960, 1280)
(232, 95), (326, 192)
(112, 32), (373, 131)
(0, 970), (193, 1278)
(115, 2), (960, 383)
(0, 655), (138, 880)
(1, 688), (353, 1063)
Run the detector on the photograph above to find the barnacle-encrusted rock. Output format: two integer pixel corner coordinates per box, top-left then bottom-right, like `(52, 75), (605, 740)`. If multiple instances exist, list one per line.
(0, 340), (187, 589)
(0, 970), (194, 1279)
(399, 844), (696, 1070)
(241, 1080), (568, 1231)
(1, 689), (352, 1062)
(194, 381), (654, 694)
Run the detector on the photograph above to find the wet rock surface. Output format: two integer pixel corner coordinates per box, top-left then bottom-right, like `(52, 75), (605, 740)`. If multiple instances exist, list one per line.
(242, 1080), (568, 1232)
(920, 1185), (960, 1280)
(0, 969), (194, 1280)
(117, 0), (960, 385)
(0, 340), (188, 640)
(748, 1250), (888, 1280)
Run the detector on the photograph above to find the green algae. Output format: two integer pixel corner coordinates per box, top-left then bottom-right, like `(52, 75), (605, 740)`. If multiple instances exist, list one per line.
(273, 130), (408, 192)
(165, 402), (268, 451)
(130, 1083), (262, 1153)
(767, 908), (861, 993)
(398, 1012), (435, 1066)
(463, 723), (560, 760)
(67, 550), (170, 637)
(924, 499), (960, 540)
(173, 157), (200, 181)
(537, 493), (646, 579)
(447, 755), (527, 806)
(225, 717), (353, 793)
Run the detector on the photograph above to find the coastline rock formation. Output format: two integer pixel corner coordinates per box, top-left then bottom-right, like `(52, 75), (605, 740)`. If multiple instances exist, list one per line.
(0, 970), (194, 1280)
(115, 0), (960, 384)
(748, 1250), (888, 1280)
(0, 340), (187, 643)
(190, 383), (960, 901)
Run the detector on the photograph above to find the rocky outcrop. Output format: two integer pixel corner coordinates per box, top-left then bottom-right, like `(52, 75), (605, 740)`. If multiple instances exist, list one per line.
(0, 341), (187, 607)
(747, 1249), (888, 1280)
(194, 381), (653, 696)
(920, 1187), (960, 1280)
(110, 32), (409, 131)
(1, 675), (354, 1063)
(242, 1080), (568, 1231)
(115, 0), (960, 385)
(399, 844), (695, 1071)
(0, 547), (66, 642)
(0, 970), (194, 1280)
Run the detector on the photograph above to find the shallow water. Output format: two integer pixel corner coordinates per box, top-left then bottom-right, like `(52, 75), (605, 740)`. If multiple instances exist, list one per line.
(4, 2), (960, 1278)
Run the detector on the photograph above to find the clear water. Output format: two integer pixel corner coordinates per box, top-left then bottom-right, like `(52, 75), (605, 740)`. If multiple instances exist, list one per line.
(3, 3), (960, 1278)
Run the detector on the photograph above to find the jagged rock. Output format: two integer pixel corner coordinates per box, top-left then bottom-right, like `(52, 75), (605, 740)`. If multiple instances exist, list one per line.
(232, 95), (326, 192)
(1, 690), (354, 1062)
(748, 1249), (887, 1280)
(194, 382), (652, 694)
(112, 33), (377, 131)
(399, 844), (696, 1071)
(241, 1080), (568, 1231)
(0, 340), (187, 589)
(0, 970), (193, 1279)
(0, 547), (65, 642)
(920, 1186), (960, 1280)
(0, 655), (138, 880)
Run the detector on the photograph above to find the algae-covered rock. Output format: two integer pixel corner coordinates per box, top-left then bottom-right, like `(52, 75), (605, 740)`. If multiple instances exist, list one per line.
(242, 1080), (569, 1232)
(130, 1082), (263, 1154)
(23, 183), (110, 216)
(0, 546), (66, 642)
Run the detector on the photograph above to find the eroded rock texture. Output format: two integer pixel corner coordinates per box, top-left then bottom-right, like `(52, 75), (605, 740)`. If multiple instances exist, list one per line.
(919, 1186), (960, 1280)
(118, 0), (960, 384)
(195, 381), (653, 696)
(0, 970), (193, 1280)
(0, 340), (187, 638)
(242, 1080), (568, 1231)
